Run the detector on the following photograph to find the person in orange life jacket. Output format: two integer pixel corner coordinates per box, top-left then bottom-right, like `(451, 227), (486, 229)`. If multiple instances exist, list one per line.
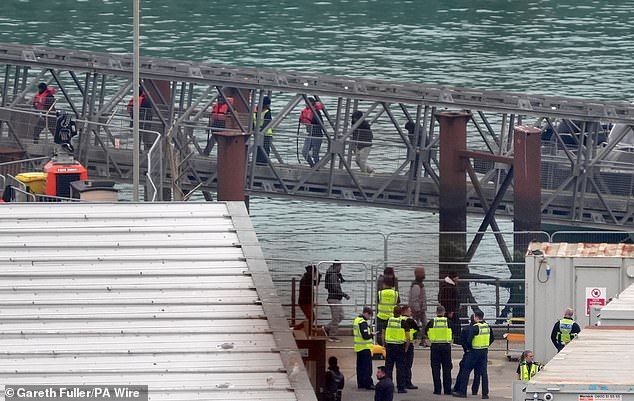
(299, 97), (324, 167)
(127, 86), (154, 150)
(203, 96), (234, 156)
(255, 96), (273, 165)
(351, 110), (375, 174)
(32, 82), (56, 142)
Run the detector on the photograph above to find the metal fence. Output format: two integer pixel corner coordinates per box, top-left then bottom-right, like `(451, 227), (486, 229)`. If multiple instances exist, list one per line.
(258, 230), (550, 331)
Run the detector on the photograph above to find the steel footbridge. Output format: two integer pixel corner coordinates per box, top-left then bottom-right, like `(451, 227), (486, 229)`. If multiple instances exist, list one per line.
(2, 43), (634, 229)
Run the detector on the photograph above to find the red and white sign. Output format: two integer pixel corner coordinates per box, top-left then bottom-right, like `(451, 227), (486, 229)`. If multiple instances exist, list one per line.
(585, 287), (607, 316)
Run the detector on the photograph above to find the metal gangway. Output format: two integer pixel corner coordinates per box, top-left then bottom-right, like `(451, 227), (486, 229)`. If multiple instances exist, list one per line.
(2, 43), (634, 228)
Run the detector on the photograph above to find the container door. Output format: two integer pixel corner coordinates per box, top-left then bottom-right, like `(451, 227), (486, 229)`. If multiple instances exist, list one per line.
(574, 266), (620, 327)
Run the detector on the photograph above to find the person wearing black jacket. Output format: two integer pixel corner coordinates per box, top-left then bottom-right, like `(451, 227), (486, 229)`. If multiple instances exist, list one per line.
(351, 110), (375, 174)
(324, 261), (349, 342)
(324, 356), (345, 401)
(295, 265), (319, 335)
(374, 366), (394, 401)
(453, 311), (494, 399)
(354, 306), (375, 390)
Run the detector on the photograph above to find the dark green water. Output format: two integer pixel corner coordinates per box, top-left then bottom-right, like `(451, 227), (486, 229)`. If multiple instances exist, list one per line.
(2, 0), (632, 98)
(2, 0), (632, 313)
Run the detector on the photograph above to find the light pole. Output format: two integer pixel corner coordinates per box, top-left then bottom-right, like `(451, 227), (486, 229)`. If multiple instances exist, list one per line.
(132, 0), (140, 201)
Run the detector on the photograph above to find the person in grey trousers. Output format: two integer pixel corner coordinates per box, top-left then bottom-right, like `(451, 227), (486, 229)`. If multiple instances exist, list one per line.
(324, 261), (349, 342)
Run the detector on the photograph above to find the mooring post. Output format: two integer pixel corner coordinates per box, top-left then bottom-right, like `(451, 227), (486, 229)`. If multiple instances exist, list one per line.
(436, 111), (472, 280)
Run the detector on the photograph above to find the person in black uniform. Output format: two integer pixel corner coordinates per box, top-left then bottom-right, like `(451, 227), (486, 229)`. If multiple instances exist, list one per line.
(374, 366), (394, 401)
(426, 305), (453, 395)
(453, 311), (494, 399)
(354, 306), (375, 390)
(401, 305), (419, 390)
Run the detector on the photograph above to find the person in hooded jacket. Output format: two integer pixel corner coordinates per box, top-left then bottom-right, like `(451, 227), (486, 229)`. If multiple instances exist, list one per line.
(323, 356), (345, 401)
(351, 110), (375, 174)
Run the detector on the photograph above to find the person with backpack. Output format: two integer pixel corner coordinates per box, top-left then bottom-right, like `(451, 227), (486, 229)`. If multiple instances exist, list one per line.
(323, 356), (345, 401)
(299, 97), (324, 167)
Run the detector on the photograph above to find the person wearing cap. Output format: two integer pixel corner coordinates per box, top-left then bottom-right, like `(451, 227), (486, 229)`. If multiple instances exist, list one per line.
(299, 97), (324, 167)
(255, 95), (273, 165)
(32, 82), (56, 143)
(353, 306), (375, 390)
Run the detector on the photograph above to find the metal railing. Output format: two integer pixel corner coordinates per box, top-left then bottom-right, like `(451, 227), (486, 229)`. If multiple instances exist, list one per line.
(262, 228), (634, 334)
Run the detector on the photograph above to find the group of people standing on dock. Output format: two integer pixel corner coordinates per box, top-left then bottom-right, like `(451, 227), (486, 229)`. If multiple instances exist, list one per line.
(298, 263), (583, 401)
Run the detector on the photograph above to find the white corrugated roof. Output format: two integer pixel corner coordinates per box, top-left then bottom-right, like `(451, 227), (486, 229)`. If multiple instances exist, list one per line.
(600, 283), (634, 325)
(527, 327), (634, 387)
(0, 202), (314, 401)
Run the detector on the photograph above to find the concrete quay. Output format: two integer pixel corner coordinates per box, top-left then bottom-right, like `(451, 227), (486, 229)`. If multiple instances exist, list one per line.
(323, 336), (518, 401)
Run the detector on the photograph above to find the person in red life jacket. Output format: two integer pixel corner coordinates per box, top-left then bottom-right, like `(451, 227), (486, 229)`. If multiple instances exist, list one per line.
(299, 97), (324, 167)
(203, 96), (234, 156)
(255, 96), (273, 165)
(127, 86), (154, 150)
(32, 82), (56, 143)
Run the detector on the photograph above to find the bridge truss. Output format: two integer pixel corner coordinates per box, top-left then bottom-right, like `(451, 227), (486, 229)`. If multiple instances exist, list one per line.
(2, 43), (634, 229)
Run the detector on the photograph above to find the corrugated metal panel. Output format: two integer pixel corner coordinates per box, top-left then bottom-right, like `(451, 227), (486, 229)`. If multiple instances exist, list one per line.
(0, 202), (313, 401)
(528, 327), (634, 386)
(600, 283), (634, 325)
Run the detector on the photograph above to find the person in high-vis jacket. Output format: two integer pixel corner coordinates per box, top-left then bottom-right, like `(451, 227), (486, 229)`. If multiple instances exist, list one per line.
(401, 305), (419, 390)
(376, 276), (399, 346)
(384, 305), (411, 394)
(550, 307), (581, 352)
(426, 305), (453, 395)
(516, 350), (542, 382)
(452, 310), (494, 399)
(354, 306), (375, 390)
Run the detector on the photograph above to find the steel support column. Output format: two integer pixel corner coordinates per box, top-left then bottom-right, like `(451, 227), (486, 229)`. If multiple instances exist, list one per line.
(216, 87), (251, 204)
(436, 111), (472, 279)
(511, 125), (542, 317)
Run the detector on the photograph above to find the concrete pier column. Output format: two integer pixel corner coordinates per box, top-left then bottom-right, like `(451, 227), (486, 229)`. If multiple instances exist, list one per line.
(436, 111), (472, 279)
